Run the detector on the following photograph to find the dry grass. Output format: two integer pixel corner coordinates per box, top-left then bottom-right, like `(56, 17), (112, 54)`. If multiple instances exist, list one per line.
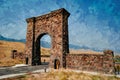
(3, 69), (120, 80)
(0, 40), (102, 59)
(0, 40), (25, 66)
(70, 49), (103, 54)
(0, 40), (50, 57)
(0, 58), (24, 66)
(40, 47), (50, 55)
(0, 40), (25, 58)
(0, 40), (105, 67)
(0, 40), (50, 66)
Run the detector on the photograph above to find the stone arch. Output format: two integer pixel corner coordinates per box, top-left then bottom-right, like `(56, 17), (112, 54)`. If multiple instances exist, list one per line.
(34, 33), (51, 65)
(25, 8), (70, 68)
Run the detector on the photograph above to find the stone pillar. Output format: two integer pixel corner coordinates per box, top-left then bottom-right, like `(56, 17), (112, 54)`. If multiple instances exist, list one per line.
(103, 50), (115, 74)
(25, 17), (36, 65)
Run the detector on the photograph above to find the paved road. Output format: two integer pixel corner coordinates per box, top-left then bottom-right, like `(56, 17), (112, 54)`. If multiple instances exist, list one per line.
(0, 65), (48, 76)
(1, 65), (120, 79)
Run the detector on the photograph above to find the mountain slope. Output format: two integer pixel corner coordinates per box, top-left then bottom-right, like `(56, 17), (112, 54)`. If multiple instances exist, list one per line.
(0, 34), (25, 43)
(0, 40), (103, 67)
(0, 34), (101, 52)
(0, 40), (50, 58)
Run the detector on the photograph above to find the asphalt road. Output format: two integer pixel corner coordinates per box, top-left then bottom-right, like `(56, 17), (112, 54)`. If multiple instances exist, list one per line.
(0, 65), (48, 76)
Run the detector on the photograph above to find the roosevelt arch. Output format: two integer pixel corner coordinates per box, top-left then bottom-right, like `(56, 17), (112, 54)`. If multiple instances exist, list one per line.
(25, 8), (70, 68)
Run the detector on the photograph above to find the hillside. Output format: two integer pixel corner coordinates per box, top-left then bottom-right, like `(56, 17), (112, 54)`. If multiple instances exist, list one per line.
(0, 40), (51, 66)
(0, 34), (101, 51)
(0, 40), (104, 58)
(0, 40), (25, 58)
(0, 40), (50, 58)
(70, 49), (103, 54)
(0, 34), (25, 43)
(0, 40), (103, 66)
(0, 40), (102, 57)
(0, 40), (25, 66)
(0, 40), (103, 59)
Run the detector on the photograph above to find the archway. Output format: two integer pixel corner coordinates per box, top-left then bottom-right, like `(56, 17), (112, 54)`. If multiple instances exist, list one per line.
(33, 33), (51, 65)
(40, 34), (51, 65)
(25, 8), (70, 68)
(54, 59), (60, 69)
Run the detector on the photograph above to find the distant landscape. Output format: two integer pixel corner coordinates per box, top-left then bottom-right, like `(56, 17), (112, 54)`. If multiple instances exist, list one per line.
(0, 34), (102, 51)
(0, 34), (120, 67)
(0, 40), (50, 66)
(0, 30), (120, 80)
(0, 0), (120, 79)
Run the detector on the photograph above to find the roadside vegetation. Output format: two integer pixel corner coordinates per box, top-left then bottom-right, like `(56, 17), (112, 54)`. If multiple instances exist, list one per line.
(2, 69), (120, 80)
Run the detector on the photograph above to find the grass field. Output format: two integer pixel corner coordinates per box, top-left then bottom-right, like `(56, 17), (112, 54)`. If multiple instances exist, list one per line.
(0, 40), (25, 58)
(0, 40), (51, 66)
(0, 40), (25, 66)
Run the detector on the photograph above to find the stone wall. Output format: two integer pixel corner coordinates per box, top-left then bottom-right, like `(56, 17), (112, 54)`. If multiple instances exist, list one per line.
(66, 50), (115, 74)
(11, 50), (26, 59)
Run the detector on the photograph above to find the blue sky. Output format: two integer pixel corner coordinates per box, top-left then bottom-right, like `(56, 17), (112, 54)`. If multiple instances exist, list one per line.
(0, 0), (120, 53)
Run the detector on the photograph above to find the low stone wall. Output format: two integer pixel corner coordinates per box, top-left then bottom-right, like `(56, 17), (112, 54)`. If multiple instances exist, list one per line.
(11, 50), (26, 59)
(66, 50), (115, 74)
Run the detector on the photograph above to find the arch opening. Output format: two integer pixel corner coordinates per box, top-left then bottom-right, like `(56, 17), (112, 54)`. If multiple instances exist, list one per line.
(34, 33), (51, 65)
(54, 59), (60, 69)
(40, 34), (51, 65)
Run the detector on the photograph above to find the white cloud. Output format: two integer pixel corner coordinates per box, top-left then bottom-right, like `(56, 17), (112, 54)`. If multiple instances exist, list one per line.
(69, 12), (120, 52)
(0, 0), (120, 53)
